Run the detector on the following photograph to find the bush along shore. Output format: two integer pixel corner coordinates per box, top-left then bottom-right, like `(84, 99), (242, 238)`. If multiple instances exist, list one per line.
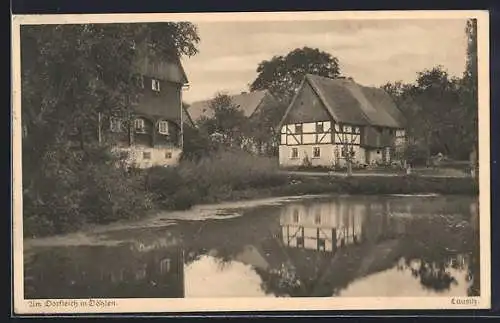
(23, 148), (478, 238)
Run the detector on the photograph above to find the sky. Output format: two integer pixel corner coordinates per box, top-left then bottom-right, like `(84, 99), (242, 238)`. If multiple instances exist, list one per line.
(180, 19), (469, 103)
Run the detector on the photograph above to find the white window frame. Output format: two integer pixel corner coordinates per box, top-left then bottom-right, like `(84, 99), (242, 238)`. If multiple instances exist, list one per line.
(291, 147), (299, 159)
(110, 117), (122, 132)
(160, 258), (171, 274)
(152, 79), (161, 92)
(158, 120), (169, 135)
(134, 118), (146, 133)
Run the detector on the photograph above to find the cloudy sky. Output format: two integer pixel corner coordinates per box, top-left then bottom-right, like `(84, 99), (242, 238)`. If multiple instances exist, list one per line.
(180, 18), (469, 103)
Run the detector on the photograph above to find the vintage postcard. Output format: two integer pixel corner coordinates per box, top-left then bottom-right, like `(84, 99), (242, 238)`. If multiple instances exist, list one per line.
(11, 10), (491, 314)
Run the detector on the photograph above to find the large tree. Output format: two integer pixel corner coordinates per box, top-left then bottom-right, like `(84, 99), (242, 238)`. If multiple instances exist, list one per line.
(249, 47), (341, 104)
(460, 19), (478, 164)
(383, 66), (463, 163)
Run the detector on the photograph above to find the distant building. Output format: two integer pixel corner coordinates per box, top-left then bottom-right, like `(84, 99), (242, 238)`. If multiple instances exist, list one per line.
(277, 74), (407, 168)
(187, 90), (282, 154)
(100, 47), (192, 168)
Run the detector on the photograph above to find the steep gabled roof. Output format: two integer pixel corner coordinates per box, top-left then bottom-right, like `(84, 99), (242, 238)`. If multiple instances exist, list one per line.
(132, 44), (189, 85)
(278, 74), (405, 129)
(187, 90), (271, 122)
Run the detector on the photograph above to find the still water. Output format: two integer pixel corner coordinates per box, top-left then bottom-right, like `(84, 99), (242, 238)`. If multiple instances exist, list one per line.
(24, 194), (480, 299)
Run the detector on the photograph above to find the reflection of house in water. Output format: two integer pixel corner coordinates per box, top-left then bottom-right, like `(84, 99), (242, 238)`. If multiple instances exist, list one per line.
(24, 241), (185, 299)
(280, 200), (365, 252)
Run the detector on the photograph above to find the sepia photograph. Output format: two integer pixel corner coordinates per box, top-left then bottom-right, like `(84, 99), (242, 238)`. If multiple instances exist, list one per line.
(11, 10), (491, 314)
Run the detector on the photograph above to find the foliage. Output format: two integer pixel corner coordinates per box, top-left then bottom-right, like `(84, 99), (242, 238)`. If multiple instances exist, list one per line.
(250, 47), (341, 103)
(382, 19), (478, 161)
(196, 93), (248, 148)
(23, 144), (153, 237)
(243, 98), (288, 156)
(181, 123), (215, 162)
(147, 149), (289, 209)
(21, 23), (200, 237)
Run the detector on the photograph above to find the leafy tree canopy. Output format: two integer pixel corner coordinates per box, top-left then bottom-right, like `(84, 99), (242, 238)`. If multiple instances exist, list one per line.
(249, 46), (341, 103)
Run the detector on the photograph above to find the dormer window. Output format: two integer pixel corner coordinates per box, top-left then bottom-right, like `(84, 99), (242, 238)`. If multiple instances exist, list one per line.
(152, 79), (161, 92)
(158, 121), (169, 135)
(134, 118), (145, 133)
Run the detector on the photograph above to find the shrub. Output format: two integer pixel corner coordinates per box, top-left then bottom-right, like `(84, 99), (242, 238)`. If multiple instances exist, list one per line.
(146, 148), (288, 208)
(23, 144), (153, 238)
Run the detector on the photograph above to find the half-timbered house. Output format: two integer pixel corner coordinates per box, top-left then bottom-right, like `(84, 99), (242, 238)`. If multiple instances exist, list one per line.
(102, 49), (191, 169)
(277, 74), (407, 168)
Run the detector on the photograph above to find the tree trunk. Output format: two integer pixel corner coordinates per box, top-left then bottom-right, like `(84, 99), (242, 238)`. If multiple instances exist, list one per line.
(425, 131), (432, 167)
(347, 159), (353, 177)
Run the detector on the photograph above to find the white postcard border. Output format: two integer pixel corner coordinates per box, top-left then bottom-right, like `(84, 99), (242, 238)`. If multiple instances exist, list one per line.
(11, 10), (491, 314)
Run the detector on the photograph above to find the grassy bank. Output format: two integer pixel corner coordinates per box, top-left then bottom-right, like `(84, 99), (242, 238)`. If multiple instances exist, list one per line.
(24, 148), (478, 238)
(146, 149), (478, 210)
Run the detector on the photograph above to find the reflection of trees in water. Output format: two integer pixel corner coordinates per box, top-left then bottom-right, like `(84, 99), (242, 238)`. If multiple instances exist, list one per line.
(179, 197), (480, 298)
(398, 258), (459, 292)
(256, 262), (303, 297)
(394, 207), (480, 296)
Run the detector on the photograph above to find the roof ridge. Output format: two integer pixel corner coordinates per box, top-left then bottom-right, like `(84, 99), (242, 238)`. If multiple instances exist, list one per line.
(305, 74), (340, 121)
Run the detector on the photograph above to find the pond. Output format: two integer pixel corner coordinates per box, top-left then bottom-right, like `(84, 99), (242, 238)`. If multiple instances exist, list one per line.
(23, 194), (480, 299)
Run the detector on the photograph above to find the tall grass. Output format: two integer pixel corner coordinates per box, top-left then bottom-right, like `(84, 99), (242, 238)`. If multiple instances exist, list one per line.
(146, 149), (289, 209)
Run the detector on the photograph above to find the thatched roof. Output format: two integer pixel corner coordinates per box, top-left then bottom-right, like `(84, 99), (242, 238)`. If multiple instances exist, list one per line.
(279, 74), (406, 129)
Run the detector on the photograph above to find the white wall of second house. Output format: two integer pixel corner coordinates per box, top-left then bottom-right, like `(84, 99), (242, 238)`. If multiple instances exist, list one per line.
(113, 146), (182, 168)
(279, 144), (372, 167)
(279, 144), (335, 167)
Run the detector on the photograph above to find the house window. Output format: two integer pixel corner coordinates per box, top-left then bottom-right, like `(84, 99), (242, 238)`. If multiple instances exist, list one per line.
(158, 121), (169, 135)
(293, 209), (299, 223)
(143, 152), (151, 160)
(165, 151), (172, 159)
(297, 237), (304, 248)
(314, 212), (321, 224)
(152, 79), (161, 92)
(318, 238), (326, 251)
(160, 258), (171, 274)
(313, 147), (321, 158)
(316, 122), (324, 133)
(291, 148), (299, 159)
(295, 124), (303, 134)
(134, 118), (146, 133)
(110, 117), (122, 132)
